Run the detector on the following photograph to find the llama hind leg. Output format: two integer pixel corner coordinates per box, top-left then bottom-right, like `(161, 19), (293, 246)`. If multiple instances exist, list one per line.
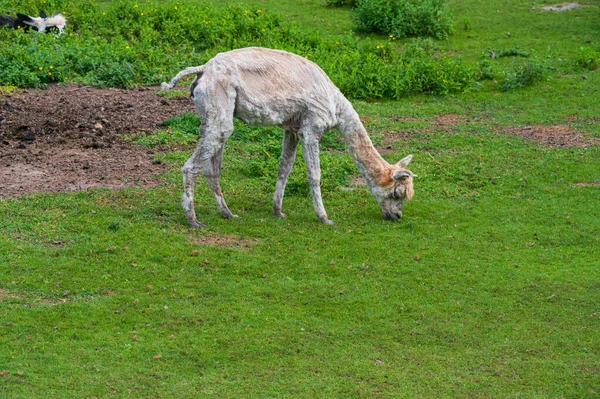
(300, 135), (335, 226)
(273, 129), (299, 218)
(205, 145), (237, 219)
(181, 133), (224, 228)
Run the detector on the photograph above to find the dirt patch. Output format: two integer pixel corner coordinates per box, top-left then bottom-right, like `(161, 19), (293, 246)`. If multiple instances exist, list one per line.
(505, 125), (600, 147)
(0, 85), (194, 198)
(541, 3), (583, 11)
(435, 114), (467, 126)
(189, 233), (258, 248)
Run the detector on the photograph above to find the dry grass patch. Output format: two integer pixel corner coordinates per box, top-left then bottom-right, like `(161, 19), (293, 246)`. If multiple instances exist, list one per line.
(435, 114), (468, 126)
(504, 125), (600, 147)
(188, 233), (258, 248)
(0, 288), (74, 307)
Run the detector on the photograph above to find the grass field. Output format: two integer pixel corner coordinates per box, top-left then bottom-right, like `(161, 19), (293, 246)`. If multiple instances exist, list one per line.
(1, 0), (599, 398)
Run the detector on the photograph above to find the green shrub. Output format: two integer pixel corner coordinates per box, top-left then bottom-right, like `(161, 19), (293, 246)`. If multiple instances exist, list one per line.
(351, 0), (454, 40)
(477, 60), (494, 80)
(496, 46), (530, 58)
(576, 46), (600, 70)
(0, 0), (471, 98)
(500, 60), (546, 91)
(324, 0), (356, 6)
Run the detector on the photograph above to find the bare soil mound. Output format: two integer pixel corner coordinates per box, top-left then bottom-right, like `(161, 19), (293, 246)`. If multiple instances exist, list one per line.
(541, 3), (583, 11)
(0, 85), (194, 198)
(505, 125), (600, 147)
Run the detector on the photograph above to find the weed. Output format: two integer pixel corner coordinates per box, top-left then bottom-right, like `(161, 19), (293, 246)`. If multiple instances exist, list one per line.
(496, 46), (530, 58)
(351, 0), (454, 40)
(500, 59), (546, 91)
(478, 60), (495, 80)
(576, 46), (600, 70)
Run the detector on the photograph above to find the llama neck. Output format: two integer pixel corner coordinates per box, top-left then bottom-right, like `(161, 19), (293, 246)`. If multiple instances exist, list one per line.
(336, 98), (389, 186)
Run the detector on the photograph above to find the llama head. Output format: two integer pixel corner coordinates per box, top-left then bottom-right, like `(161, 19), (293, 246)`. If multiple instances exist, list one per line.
(16, 12), (47, 32)
(370, 154), (416, 221)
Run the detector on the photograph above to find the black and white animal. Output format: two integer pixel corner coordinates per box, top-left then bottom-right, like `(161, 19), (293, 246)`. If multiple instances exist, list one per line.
(0, 10), (66, 34)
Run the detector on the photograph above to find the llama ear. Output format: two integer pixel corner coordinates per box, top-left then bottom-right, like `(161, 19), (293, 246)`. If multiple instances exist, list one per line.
(40, 10), (47, 18)
(395, 154), (413, 169)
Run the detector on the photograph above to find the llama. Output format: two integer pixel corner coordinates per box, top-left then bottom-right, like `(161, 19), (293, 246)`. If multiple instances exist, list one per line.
(162, 47), (416, 227)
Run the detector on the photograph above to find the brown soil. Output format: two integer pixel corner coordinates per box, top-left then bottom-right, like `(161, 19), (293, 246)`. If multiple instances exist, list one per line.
(0, 85), (193, 198)
(505, 125), (600, 147)
(435, 114), (467, 126)
(1, 85), (598, 199)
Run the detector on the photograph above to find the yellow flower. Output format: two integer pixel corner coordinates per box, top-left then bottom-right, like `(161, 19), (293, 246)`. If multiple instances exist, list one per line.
(50, 65), (53, 69)
(39, 67), (43, 71)
(257, 9), (262, 13)
(126, 45), (130, 49)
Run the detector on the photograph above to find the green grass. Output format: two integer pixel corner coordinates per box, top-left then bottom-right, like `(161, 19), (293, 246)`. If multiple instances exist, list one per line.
(1, 0), (600, 397)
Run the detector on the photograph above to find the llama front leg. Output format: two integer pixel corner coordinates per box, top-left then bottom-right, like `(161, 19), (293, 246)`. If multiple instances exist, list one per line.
(273, 130), (299, 218)
(300, 136), (335, 225)
(205, 145), (237, 219)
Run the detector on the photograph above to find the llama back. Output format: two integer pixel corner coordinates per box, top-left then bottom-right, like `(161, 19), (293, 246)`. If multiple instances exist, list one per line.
(199, 47), (343, 128)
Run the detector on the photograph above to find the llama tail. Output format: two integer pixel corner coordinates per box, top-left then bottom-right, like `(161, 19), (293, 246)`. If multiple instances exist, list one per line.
(161, 66), (205, 90)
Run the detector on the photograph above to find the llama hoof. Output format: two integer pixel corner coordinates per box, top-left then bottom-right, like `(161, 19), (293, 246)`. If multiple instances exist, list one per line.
(189, 220), (206, 229)
(321, 219), (336, 226)
(274, 212), (287, 219)
(221, 212), (239, 219)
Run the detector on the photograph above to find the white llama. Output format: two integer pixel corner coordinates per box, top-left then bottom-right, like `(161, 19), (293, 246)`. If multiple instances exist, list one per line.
(162, 47), (416, 227)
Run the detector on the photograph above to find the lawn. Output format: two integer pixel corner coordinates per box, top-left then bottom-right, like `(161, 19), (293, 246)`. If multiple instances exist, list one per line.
(1, 0), (599, 398)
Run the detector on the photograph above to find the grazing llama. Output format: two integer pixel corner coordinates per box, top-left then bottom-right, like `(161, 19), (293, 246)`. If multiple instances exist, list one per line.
(162, 47), (416, 227)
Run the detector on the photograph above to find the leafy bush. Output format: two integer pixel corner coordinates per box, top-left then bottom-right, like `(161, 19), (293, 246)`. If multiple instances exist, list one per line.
(324, 0), (356, 6)
(477, 60), (494, 80)
(500, 60), (546, 92)
(576, 47), (600, 70)
(495, 46), (530, 58)
(351, 0), (454, 39)
(0, 0), (470, 99)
